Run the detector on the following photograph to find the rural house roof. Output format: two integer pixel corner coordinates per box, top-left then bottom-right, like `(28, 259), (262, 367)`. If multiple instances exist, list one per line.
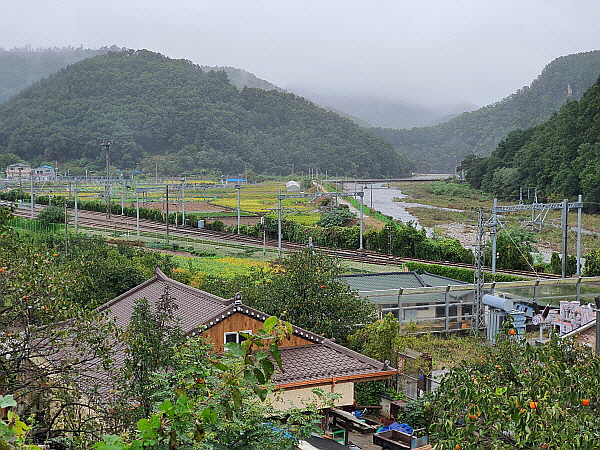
(341, 271), (469, 305)
(96, 268), (395, 388)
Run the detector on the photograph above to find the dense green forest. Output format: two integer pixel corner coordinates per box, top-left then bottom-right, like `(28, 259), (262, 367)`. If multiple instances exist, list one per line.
(0, 49), (411, 177)
(460, 72), (600, 212)
(372, 50), (600, 172)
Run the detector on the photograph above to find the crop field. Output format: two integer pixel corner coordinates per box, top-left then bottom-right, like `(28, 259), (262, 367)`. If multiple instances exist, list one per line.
(173, 255), (273, 278)
(210, 182), (323, 225)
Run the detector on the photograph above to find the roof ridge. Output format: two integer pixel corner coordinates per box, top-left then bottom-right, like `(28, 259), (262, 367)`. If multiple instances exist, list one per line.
(98, 266), (230, 313)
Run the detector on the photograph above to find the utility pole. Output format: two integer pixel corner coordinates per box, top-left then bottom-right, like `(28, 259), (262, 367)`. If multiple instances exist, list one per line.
(236, 184), (241, 233)
(29, 172), (34, 219)
(101, 140), (112, 218)
(181, 178), (186, 226)
(473, 208), (485, 331)
(165, 184), (170, 245)
(74, 178), (79, 231)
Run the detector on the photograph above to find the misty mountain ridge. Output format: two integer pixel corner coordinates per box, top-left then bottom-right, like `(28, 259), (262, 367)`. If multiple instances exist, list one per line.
(372, 50), (600, 172)
(284, 86), (478, 129)
(0, 49), (411, 178)
(462, 69), (600, 212)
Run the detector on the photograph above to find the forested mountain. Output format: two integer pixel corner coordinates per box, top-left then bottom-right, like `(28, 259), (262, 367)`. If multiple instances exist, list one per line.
(461, 72), (600, 212)
(372, 50), (600, 173)
(0, 49), (410, 177)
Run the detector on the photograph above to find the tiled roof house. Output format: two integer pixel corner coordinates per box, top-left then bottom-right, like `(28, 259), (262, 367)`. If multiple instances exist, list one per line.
(96, 267), (396, 409)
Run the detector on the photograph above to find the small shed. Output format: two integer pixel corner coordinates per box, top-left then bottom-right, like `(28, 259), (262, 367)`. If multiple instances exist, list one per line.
(286, 180), (301, 192)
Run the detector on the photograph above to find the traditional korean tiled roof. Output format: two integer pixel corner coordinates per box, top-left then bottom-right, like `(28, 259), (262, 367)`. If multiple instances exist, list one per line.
(92, 267), (394, 390)
(98, 267), (233, 333)
(274, 341), (392, 388)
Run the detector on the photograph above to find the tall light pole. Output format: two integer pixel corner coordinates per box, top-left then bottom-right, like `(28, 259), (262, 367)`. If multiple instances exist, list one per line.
(236, 184), (241, 234)
(74, 178), (79, 230)
(29, 172), (34, 219)
(181, 177), (186, 226)
(101, 140), (112, 218)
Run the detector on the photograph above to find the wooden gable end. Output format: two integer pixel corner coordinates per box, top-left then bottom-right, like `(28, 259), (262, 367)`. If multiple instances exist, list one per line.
(203, 312), (314, 352)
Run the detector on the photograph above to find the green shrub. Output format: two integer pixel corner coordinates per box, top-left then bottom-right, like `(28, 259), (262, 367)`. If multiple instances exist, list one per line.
(37, 205), (66, 225)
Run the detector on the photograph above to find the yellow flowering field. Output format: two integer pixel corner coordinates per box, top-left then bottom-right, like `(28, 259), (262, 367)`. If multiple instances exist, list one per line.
(173, 255), (274, 279)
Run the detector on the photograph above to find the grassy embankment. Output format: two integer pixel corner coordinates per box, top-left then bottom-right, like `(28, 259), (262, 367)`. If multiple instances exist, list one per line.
(394, 180), (600, 254)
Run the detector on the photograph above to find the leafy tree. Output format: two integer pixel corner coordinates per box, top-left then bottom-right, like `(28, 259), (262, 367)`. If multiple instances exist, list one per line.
(431, 324), (600, 449)
(36, 205), (66, 225)
(200, 249), (377, 343)
(315, 208), (356, 227)
(0, 207), (118, 443)
(122, 288), (184, 420)
(485, 227), (535, 271)
(94, 317), (326, 450)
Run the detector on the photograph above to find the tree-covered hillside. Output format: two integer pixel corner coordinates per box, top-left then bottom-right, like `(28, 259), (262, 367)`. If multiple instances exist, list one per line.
(0, 49), (411, 177)
(372, 50), (600, 173)
(461, 72), (600, 212)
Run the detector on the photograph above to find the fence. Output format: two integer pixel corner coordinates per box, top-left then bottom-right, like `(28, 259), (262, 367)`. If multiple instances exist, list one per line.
(8, 217), (280, 261)
(358, 276), (600, 332)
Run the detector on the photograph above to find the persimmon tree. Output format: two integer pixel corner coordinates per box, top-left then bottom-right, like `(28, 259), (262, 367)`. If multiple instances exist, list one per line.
(0, 205), (118, 443)
(430, 324), (600, 449)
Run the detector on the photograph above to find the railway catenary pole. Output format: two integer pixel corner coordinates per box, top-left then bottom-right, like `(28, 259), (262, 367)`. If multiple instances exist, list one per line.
(577, 194), (582, 275)
(166, 184), (170, 244)
(30, 172), (34, 220)
(278, 190), (282, 257)
(74, 178), (79, 231)
(136, 186), (140, 239)
(101, 140), (112, 218)
(492, 197), (583, 279)
(236, 184), (241, 234)
(561, 199), (568, 279)
(359, 190), (364, 250)
(473, 208), (485, 331)
(491, 198), (498, 275)
(181, 178), (186, 226)
(121, 173), (125, 215)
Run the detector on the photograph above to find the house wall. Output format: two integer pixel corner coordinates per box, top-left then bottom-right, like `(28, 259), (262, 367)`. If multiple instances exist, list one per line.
(269, 382), (354, 410)
(6, 165), (32, 179)
(204, 312), (314, 352)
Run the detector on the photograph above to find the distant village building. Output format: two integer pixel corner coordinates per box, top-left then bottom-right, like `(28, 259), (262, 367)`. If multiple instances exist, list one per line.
(286, 180), (301, 192)
(5, 164), (56, 181)
(32, 165), (56, 181)
(220, 176), (247, 185)
(5, 163), (31, 180)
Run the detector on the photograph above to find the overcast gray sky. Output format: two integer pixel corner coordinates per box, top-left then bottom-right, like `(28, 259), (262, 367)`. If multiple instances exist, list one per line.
(2, 0), (600, 108)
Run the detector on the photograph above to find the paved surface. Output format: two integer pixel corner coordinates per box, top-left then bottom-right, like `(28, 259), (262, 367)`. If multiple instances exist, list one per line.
(347, 432), (379, 450)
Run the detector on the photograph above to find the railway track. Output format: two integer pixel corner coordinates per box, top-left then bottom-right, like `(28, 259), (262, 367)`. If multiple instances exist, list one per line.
(11, 205), (561, 280)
